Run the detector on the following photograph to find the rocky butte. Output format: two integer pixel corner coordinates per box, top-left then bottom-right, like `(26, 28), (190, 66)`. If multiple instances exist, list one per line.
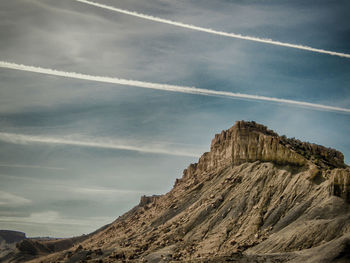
(2, 121), (350, 263)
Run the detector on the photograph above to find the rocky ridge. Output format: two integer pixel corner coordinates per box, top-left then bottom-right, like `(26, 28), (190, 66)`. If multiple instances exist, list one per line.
(5, 121), (350, 263)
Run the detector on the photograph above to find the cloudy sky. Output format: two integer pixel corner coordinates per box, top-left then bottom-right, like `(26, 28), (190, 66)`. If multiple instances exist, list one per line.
(0, 0), (349, 237)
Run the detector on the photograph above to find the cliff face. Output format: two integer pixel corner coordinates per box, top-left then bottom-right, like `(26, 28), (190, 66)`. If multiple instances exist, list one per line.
(183, 121), (345, 179)
(7, 121), (350, 263)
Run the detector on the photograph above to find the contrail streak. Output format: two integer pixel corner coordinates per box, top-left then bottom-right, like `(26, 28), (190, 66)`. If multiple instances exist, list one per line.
(0, 132), (201, 157)
(1, 61), (349, 113)
(75, 0), (350, 59)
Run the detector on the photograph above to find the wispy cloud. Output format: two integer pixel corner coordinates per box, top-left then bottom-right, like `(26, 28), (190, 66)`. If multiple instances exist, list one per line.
(0, 210), (112, 227)
(73, 187), (150, 196)
(1, 61), (349, 113)
(0, 191), (32, 207)
(0, 164), (64, 170)
(75, 0), (350, 59)
(0, 131), (201, 157)
(0, 174), (151, 198)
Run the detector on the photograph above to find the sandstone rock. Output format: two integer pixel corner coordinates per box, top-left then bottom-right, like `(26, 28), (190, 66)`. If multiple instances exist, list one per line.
(182, 121), (345, 181)
(329, 168), (350, 202)
(139, 195), (162, 207)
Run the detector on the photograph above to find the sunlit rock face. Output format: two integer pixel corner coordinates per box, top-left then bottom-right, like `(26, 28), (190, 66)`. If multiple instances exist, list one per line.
(183, 120), (345, 179)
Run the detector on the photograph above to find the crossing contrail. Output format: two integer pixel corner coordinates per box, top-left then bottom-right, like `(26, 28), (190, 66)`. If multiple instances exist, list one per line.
(0, 132), (201, 157)
(0, 61), (349, 113)
(74, 0), (350, 59)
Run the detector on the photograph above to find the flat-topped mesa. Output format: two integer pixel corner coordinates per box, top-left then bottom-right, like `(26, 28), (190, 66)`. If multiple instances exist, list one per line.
(183, 121), (346, 179)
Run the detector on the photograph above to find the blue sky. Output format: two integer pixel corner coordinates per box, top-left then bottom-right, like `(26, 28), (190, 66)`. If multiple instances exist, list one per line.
(0, 0), (349, 237)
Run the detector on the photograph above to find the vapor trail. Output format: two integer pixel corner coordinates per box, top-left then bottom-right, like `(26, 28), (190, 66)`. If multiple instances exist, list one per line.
(0, 132), (200, 157)
(75, 0), (350, 59)
(0, 61), (349, 113)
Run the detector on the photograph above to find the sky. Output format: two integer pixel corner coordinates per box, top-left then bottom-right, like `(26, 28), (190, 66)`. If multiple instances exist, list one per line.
(0, 0), (349, 238)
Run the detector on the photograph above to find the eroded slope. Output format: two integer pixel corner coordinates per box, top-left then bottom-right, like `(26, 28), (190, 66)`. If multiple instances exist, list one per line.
(11, 121), (350, 263)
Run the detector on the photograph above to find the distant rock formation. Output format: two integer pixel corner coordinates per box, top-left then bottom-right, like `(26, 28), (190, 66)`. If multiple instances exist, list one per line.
(4, 121), (350, 263)
(0, 230), (26, 244)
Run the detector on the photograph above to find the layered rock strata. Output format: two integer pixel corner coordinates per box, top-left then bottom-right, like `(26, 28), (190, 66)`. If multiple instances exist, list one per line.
(183, 120), (345, 180)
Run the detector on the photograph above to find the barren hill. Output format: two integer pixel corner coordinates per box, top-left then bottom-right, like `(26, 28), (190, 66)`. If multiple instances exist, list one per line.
(6, 121), (350, 263)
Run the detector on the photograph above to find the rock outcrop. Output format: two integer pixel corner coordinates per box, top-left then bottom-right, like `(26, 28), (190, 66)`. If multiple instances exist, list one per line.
(329, 168), (350, 202)
(4, 121), (350, 263)
(183, 120), (345, 180)
(139, 195), (162, 207)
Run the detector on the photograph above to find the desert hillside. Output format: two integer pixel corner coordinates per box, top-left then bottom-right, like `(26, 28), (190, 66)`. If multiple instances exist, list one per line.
(5, 121), (350, 263)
